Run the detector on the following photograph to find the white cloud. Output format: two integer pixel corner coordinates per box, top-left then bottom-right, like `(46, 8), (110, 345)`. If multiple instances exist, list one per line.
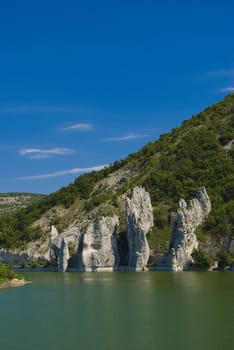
(16, 165), (108, 180)
(219, 86), (234, 92)
(62, 123), (93, 131)
(19, 147), (75, 159)
(102, 133), (148, 142)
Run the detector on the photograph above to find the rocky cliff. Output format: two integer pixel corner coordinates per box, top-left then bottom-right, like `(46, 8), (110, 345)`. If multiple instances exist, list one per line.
(81, 216), (119, 271)
(48, 187), (153, 271)
(126, 186), (154, 270)
(50, 226), (71, 272)
(48, 186), (154, 271)
(49, 216), (120, 271)
(0, 186), (214, 272)
(168, 186), (211, 271)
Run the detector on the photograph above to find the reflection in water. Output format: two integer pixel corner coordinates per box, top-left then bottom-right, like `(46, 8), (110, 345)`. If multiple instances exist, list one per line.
(0, 271), (233, 350)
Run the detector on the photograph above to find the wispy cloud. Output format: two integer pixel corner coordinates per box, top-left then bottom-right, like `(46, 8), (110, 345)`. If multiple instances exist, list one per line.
(206, 69), (234, 79)
(62, 123), (93, 131)
(19, 147), (75, 159)
(102, 133), (148, 142)
(0, 105), (93, 114)
(219, 86), (234, 92)
(16, 165), (108, 180)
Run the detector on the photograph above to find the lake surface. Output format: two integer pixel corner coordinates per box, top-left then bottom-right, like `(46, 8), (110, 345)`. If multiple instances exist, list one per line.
(0, 271), (233, 350)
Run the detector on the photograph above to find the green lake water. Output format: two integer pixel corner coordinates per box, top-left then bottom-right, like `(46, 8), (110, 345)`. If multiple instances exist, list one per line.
(0, 271), (233, 350)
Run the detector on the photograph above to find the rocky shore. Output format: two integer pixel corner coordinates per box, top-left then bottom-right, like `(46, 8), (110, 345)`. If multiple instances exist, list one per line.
(0, 278), (31, 290)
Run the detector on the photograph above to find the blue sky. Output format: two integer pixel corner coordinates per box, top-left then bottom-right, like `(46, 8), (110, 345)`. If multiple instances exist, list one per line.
(0, 0), (233, 194)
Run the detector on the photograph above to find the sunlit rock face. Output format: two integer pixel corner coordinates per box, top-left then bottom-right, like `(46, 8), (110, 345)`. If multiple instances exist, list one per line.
(57, 238), (69, 272)
(50, 226), (70, 272)
(168, 186), (211, 271)
(126, 186), (154, 270)
(81, 216), (120, 271)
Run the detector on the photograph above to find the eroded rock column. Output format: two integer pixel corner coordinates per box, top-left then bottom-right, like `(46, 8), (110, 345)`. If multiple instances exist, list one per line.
(168, 186), (211, 271)
(126, 186), (154, 270)
(50, 226), (70, 272)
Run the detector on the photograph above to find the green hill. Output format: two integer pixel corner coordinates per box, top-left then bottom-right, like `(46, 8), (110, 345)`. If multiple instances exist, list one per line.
(0, 94), (233, 256)
(0, 193), (46, 214)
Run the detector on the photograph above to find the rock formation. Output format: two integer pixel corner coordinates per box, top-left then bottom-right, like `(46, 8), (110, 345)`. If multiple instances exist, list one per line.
(50, 225), (70, 272)
(126, 186), (154, 270)
(168, 186), (211, 271)
(58, 238), (69, 272)
(81, 216), (119, 271)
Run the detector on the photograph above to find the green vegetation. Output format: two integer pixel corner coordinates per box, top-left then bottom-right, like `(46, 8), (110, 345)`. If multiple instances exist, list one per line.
(20, 260), (50, 269)
(0, 263), (23, 284)
(216, 251), (233, 269)
(191, 249), (213, 269)
(0, 94), (233, 256)
(0, 193), (45, 214)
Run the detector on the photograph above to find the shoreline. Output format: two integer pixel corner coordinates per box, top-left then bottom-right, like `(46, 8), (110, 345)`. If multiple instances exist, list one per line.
(13, 265), (234, 273)
(0, 278), (31, 290)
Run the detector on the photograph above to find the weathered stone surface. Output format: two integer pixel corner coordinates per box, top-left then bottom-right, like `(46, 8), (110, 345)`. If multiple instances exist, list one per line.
(168, 186), (211, 271)
(50, 225), (70, 272)
(58, 238), (69, 272)
(50, 225), (59, 265)
(81, 216), (119, 271)
(51, 225), (59, 241)
(126, 186), (154, 270)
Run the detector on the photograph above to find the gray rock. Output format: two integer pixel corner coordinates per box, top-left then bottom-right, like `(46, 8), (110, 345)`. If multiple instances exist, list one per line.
(168, 186), (211, 271)
(58, 238), (69, 272)
(0, 249), (27, 264)
(81, 216), (119, 271)
(126, 186), (154, 270)
(51, 225), (59, 241)
(50, 226), (70, 272)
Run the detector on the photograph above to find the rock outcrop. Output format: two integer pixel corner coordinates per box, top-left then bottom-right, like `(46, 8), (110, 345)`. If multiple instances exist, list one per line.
(50, 225), (70, 272)
(126, 186), (154, 270)
(168, 186), (211, 271)
(81, 216), (119, 271)
(0, 237), (51, 264)
(58, 238), (69, 272)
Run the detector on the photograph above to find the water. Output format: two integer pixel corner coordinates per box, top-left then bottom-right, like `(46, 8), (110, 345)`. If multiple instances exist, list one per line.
(0, 272), (233, 350)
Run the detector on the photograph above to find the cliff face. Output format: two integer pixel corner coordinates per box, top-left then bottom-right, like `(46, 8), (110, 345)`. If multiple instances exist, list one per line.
(168, 187), (211, 271)
(0, 186), (214, 272)
(81, 216), (119, 271)
(126, 187), (154, 270)
(48, 186), (153, 271)
(50, 226), (71, 272)
(50, 224), (82, 271)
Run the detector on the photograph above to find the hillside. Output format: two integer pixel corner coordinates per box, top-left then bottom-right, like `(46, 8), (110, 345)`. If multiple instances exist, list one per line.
(0, 193), (46, 214)
(0, 94), (233, 257)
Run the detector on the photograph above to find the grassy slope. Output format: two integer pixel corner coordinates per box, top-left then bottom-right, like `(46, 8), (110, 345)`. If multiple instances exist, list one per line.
(0, 94), (233, 255)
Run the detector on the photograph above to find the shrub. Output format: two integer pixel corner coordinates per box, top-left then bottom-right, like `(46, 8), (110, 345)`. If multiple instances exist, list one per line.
(216, 251), (233, 268)
(191, 249), (213, 268)
(0, 263), (23, 280)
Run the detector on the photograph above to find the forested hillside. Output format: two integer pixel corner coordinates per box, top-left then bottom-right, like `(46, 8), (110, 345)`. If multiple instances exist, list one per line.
(0, 94), (233, 255)
(0, 193), (45, 214)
